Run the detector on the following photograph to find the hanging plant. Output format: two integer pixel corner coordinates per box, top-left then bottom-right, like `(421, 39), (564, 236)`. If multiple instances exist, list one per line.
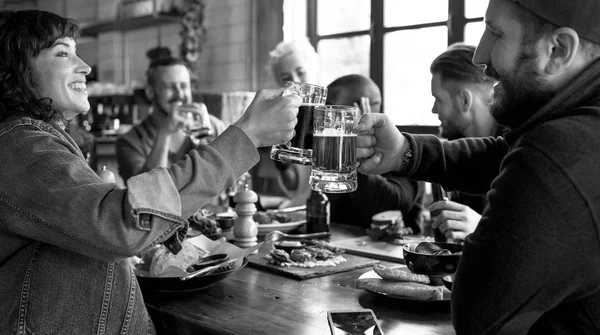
(180, 0), (206, 84)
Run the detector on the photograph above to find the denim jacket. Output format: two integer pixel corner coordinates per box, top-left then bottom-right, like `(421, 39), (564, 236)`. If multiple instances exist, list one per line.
(0, 117), (258, 334)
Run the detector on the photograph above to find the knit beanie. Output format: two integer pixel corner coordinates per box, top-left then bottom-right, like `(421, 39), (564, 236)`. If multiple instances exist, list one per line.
(511, 0), (600, 44)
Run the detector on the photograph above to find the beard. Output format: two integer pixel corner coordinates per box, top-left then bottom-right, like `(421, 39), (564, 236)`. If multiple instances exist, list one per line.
(486, 50), (556, 129)
(439, 120), (466, 141)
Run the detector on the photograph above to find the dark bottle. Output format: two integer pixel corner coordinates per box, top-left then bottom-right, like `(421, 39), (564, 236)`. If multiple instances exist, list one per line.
(306, 190), (330, 233)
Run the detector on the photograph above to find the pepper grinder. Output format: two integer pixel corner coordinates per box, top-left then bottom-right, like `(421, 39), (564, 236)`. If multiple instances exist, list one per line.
(233, 185), (258, 252)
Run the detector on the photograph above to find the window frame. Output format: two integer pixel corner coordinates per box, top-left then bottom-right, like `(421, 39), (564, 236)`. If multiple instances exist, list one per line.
(306, 0), (484, 125)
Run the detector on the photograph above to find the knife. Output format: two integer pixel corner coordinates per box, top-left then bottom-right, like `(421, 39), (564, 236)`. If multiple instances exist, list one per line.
(180, 258), (238, 281)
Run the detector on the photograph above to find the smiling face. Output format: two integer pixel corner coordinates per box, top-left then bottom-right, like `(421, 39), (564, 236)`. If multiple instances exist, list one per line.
(30, 37), (91, 120)
(148, 64), (193, 116)
(473, 0), (555, 128)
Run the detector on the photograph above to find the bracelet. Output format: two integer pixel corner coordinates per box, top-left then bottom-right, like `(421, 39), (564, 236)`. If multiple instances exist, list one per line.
(398, 144), (413, 173)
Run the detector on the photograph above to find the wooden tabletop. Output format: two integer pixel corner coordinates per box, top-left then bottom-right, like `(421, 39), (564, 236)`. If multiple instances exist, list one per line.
(144, 224), (455, 335)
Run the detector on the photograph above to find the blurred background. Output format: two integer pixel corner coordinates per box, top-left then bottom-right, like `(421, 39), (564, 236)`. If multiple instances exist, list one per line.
(1, 0), (486, 187)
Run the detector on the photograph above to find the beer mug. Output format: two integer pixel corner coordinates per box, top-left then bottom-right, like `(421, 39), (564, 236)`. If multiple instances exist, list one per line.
(309, 105), (359, 193)
(270, 81), (328, 165)
(177, 103), (213, 142)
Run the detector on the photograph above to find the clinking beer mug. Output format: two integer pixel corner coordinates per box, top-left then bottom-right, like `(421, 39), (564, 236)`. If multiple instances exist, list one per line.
(309, 105), (359, 193)
(270, 81), (328, 165)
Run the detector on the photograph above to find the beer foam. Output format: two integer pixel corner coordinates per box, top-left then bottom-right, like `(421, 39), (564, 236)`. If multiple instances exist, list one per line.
(317, 129), (356, 136)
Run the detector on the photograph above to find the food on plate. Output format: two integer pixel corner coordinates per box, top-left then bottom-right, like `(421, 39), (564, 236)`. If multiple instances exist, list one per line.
(373, 264), (430, 284)
(188, 210), (222, 237)
(267, 239), (346, 268)
(414, 242), (459, 256)
(290, 249), (313, 262)
(366, 210), (413, 241)
(304, 246), (335, 260)
(253, 211), (293, 225)
(141, 244), (161, 265)
(253, 211), (272, 225)
(271, 249), (292, 263)
(149, 240), (207, 276)
(356, 279), (444, 301)
(304, 239), (343, 254)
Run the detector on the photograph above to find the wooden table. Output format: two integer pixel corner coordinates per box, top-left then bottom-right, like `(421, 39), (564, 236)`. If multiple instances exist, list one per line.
(144, 224), (455, 335)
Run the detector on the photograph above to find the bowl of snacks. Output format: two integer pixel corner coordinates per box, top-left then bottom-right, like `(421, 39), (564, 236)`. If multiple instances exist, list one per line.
(215, 212), (236, 230)
(402, 241), (462, 285)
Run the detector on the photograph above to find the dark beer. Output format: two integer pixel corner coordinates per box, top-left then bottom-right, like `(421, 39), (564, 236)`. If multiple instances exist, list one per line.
(311, 133), (357, 173)
(289, 103), (321, 150)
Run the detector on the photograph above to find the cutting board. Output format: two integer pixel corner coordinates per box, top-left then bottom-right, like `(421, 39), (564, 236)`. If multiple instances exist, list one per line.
(247, 245), (379, 280)
(329, 235), (433, 264)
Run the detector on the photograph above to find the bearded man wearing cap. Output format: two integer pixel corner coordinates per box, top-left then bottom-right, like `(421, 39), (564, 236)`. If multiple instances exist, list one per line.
(356, 0), (600, 334)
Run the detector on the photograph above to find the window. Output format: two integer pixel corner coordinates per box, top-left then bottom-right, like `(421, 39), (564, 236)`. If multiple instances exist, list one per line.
(299, 0), (485, 125)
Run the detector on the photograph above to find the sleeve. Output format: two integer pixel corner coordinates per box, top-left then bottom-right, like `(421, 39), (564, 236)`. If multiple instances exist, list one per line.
(451, 145), (599, 334)
(402, 133), (509, 195)
(1, 125), (257, 262)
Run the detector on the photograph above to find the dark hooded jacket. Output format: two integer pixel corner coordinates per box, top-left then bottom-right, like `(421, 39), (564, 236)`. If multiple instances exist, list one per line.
(399, 59), (600, 334)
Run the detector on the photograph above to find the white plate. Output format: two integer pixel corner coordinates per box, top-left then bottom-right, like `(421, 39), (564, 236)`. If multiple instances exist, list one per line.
(358, 266), (451, 302)
(256, 211), (306, 235)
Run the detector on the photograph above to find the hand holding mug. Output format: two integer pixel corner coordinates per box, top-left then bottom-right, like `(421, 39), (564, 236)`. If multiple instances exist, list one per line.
(356, 113), (407, 175)
(177, 102), (211, 134)
(234, 87), (302, 148)
(160, 102), (189, 135)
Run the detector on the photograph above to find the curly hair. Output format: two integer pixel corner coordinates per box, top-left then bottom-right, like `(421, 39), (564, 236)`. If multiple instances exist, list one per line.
(0, 10), (80, 123)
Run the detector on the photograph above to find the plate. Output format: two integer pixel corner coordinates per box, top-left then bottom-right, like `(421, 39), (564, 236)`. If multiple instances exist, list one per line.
(256, 211), (306, 236)
(135, 258), (248, 292)
(358, 266), (450, 302)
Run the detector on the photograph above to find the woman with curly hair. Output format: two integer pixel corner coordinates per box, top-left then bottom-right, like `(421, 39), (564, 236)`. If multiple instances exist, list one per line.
(0, 10), (300, 334)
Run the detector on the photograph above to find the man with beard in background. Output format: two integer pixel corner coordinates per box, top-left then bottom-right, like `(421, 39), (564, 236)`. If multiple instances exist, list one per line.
(117, 56), (227, 181)
(428, 43), (500, 241)
(356, 0), (600, 334)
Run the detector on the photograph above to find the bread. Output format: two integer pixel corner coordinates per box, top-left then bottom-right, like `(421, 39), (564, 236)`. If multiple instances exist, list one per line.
(149, 240), (206, 276)
(371, 210), (402, 226)
(357, 278), (444, 301)
(373, 264), (430, 284)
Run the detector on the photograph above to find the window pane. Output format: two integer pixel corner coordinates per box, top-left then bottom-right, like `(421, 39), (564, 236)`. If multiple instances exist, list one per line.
(317, 0), (370, 35)
(317, 35), (370, 87)
(384, 27), (447, 125)
(464, 21), (485, 47)
(385, 0), (448, 27)
(465, 0), (487, 18)
(283, 0), (307, 41)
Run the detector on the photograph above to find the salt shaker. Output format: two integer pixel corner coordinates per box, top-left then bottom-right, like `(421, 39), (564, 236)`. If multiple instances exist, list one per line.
(97, 166), (116, 184)
(233, 186), (258, 251)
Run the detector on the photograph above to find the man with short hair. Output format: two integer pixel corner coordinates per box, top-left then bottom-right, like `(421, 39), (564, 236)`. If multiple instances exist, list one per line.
(117, 56), (226, 181)
(326, 74), (423, 232)
(356, 0), (600, 333)
(429, 43), (500, 241)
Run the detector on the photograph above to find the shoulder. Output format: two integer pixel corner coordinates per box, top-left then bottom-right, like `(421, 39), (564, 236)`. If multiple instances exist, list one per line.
(517, 112), (600, 174)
